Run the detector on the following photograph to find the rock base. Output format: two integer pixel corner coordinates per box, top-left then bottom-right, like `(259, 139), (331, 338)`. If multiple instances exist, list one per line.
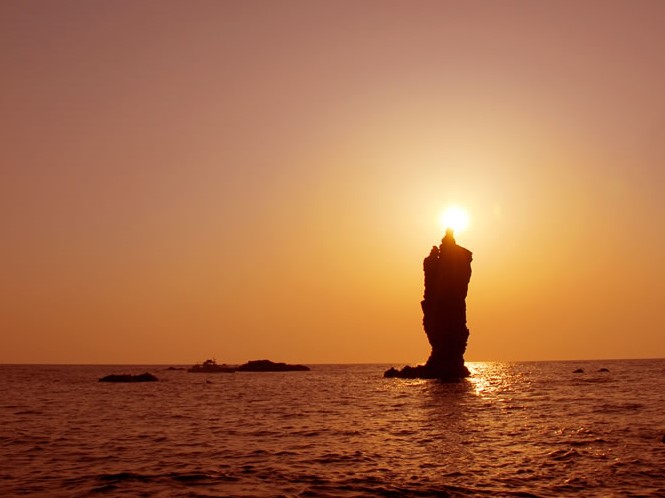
(383, 364), (469, 381)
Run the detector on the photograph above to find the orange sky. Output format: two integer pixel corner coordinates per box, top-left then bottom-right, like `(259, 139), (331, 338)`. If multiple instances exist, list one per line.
(2, 1), (664, 364)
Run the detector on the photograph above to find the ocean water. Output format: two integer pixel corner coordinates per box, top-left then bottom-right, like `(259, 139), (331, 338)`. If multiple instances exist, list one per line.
(1, 360), (664, 497)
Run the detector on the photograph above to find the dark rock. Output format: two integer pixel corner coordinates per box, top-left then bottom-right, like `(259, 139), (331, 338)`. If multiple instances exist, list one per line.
(99, 372), (158, 383)
(165, 366), (185, 371)
(573, 368), (584, 373)
(236, 359), (310, 372)
(385, 229), (472, 380)
(384, 365), (463, 382)
(598, 368), (610, 372)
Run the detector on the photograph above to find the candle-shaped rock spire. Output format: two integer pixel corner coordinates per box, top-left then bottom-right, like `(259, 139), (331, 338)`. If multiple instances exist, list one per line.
(385, 228), (473, 380)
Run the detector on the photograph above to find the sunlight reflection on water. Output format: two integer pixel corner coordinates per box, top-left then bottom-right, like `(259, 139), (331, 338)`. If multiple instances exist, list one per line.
(467, 361), (517, 397)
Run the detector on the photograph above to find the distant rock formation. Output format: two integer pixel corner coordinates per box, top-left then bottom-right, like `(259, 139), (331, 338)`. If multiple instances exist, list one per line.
(186, 358), (310, 373)
(99, 372), (159, 382)
(385, 229), (472, 380)
(236, 359), (310, 372)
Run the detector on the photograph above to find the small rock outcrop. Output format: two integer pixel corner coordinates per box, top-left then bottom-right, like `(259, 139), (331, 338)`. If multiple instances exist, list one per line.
(236, 359), (310, 372)
(385, 229), (472, 380)
(99, 372), (158, 382)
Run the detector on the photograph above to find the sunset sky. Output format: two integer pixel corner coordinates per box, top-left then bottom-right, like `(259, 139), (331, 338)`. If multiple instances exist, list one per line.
(2, 1), (664, 364)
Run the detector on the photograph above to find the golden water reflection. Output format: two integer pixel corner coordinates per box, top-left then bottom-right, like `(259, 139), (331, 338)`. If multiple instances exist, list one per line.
(466, 361), (516, 397)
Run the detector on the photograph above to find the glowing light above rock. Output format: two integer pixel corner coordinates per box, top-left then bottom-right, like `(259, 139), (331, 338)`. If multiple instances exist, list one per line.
(440, 206), (470, 233)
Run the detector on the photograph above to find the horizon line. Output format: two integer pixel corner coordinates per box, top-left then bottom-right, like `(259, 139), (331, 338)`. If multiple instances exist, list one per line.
(1, 357), (663, 367)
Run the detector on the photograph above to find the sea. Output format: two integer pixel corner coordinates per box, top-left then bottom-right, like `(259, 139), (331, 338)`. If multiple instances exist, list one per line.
(1, 360), (664, 497)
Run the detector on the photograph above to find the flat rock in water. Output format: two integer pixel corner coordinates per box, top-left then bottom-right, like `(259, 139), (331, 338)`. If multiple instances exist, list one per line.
(383, 365), (466, 381)
(236, 360), (310, 372)
(99, 372), (159, 383)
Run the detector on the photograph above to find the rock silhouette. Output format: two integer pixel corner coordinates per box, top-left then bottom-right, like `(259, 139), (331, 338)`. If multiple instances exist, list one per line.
(236, 360), (310, 372)
(187, 358), (310, 373)
(99, 372), (158, 382)
(385, 229), (472, 380)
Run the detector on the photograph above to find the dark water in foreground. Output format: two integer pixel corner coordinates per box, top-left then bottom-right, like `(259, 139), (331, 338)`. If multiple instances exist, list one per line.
(1, 360), (664, 497)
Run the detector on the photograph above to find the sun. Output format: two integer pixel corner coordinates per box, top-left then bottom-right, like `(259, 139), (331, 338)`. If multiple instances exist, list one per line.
(440, 206), (470, 233)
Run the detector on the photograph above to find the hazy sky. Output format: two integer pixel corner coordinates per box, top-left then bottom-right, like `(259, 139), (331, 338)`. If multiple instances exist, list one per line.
(2, 1), (664, 364)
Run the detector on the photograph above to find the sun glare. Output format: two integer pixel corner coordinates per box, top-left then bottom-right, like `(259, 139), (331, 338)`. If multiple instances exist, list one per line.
(441, 206), (470, 233)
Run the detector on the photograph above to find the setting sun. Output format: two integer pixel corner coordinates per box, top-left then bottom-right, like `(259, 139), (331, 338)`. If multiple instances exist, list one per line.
(441, 206), (470, 233)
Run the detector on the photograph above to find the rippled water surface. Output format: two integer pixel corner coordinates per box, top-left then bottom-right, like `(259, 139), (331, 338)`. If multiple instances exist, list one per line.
(1, 360), (664, 497)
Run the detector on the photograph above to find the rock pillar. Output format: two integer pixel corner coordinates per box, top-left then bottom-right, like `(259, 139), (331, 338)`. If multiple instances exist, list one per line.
(384, 229), (473, 380)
